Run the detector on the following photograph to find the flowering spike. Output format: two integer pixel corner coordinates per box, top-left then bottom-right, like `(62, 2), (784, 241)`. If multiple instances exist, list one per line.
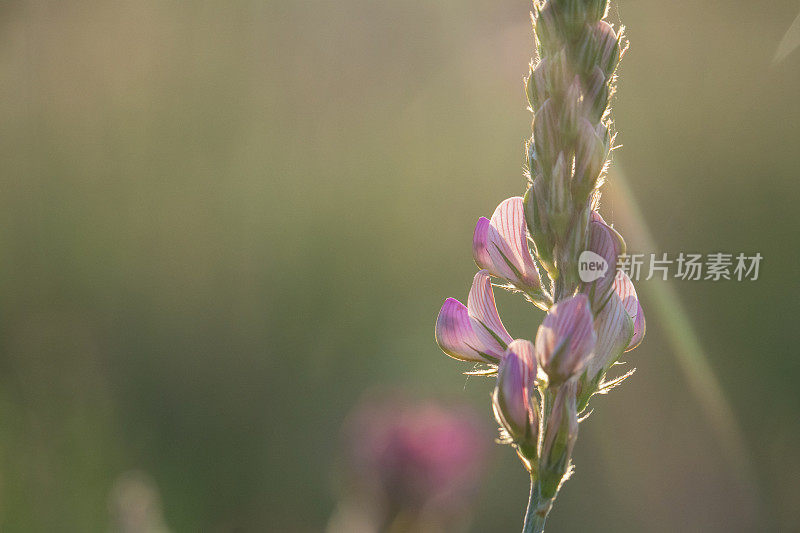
(535, 294), (597, 385)
(472, 197), (542, 293)
(435, 271), (513, 363)
(433, 1), (645, 528)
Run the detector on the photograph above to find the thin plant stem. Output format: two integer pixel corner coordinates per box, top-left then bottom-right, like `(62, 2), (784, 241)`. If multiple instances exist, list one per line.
(522, 475), (550, 533)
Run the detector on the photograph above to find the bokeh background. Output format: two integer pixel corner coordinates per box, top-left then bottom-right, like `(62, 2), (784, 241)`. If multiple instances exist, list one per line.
(1, 0), (798, 531)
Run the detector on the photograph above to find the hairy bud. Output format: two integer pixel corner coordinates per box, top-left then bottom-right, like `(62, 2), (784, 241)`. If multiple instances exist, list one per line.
(593, 21), (621, 77)
(584, 66), (609, 122)
(562, 77), (582, 140)
(534, 4), (560, 57)
(534, 99), (560, 173)
(573, 118), (607, 202)
(548, 152), (571, 236)
(586, 0), (609, 23)
(525, 183), (556, 277)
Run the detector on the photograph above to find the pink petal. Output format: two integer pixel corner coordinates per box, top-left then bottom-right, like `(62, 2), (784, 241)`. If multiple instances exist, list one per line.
(496, 340), (538, 436)
(582, 219), (621, 306)
(472, 217), (492, 271)
(612, 272), (645, 352)
(506, 339), (537, 380)
(435, 298), (487, 363)
(628, 300), (646, 351)
(467, 270), (513, 353)
(586, 290), (634, 378)
(489, 198), (540, 288)
(435, 271), (514, 364)
(535, 294), (596, 381)
(497, 350), (528, 431)
(472, 198), (541, 291)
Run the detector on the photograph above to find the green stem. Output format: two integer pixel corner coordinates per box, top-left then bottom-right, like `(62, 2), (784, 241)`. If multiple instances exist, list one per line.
(522, 474), (551, 533)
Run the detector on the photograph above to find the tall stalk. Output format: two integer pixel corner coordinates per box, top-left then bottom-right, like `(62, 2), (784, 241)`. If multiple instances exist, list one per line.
(434, 2), (646, 531)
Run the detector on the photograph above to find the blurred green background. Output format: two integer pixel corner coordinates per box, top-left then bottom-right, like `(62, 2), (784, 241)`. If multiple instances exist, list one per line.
(0, 0), (798, 531)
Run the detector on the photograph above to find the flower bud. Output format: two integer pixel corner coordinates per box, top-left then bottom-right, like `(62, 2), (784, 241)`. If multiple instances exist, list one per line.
(547, 152), (571, 236)
(548, 49), (571, 97)
(525, 60), (548, 112)
(552, 0), (587, 39)
(561, 77), (581, 140)
(534, 4), (560, 57)
(586, 0), (608, 22)
(492, 340), (539, 446)
(535, 294), (596, 385)
(539, 380), (579, 498)
(584, 66), (609, 122)
(593, 21), (621, 77)
(575, 21), (620, 77)
(580, 213), (626, 312)
(525, 182), (556, 277)
(573, 118), (607, 202)
(533, 99), (559, 173)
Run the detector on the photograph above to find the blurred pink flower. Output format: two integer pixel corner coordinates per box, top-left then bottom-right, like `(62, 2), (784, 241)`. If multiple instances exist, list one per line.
(343, 395), (489, 516)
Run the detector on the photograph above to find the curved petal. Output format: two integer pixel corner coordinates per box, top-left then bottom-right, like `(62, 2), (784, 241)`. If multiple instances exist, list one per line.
(581, 218), (622, 309)
(435, 298), (487, 363)
(613, 272), (646, 352)
(585, 290), (634, 379)
(472, 217), (492, 271)
(535, 294), (596, 383)
(506, 339), (537, 383)
(467, 270), (514, 353)
(494, 340), (538, 440)
(435, 271), (513, 364)
(490, 198), (541, 288)
(473, 198), (541, 291)
(628, 300), (646, 351)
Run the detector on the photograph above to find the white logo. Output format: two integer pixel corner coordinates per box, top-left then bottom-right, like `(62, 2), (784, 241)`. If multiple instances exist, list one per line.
(578, 251), (608, 283)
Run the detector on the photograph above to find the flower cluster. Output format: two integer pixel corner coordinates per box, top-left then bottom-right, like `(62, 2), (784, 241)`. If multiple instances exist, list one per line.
(433, 1), (646, 529)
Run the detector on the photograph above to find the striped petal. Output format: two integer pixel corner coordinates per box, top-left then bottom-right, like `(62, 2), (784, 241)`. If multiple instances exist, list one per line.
(613, 272), (646, 351)
(581, 214), (624, 311)
(435, 270), (512, 364)
(494, 340), (538, 440)
(435, 298), (487, 363)
(468, 270), (514, 353)
(472, 197), (541, 292)
(535, 294), (596, 384)
(585, 287), (634, 379)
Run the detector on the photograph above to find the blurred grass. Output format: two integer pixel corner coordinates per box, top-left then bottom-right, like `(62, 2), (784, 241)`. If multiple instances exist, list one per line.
(0, 0), (798, 531)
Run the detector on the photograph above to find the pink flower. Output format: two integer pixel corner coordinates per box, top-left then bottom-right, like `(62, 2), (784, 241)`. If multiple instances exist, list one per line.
(535, 294), (597, 384)
(435, 270), (513, 364)
(581, 211), (625, 312)
(345, 395), (488, 513)
(473, 197), (542, 293)
(492, 340), (538, 444)
(586, 271), (646, 378)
